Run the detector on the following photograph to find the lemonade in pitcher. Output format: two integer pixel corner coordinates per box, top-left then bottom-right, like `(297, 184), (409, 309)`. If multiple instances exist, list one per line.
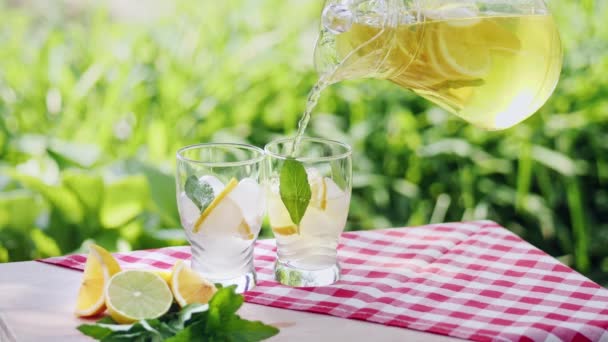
(315, 0), (563, 130)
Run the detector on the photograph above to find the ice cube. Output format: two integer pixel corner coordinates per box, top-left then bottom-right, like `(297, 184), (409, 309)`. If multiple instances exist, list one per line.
(228, 178), (264, 230)
(299, 206), (339, 236)
(197, 195), (245, 237)
(178, 192), (200, 230)
(306, 167), (323, 182)
(324, 177), (344, 199)
(199, 175), (224, 196)
(267, 191), (294, 228)
(324, 177), (350, 221)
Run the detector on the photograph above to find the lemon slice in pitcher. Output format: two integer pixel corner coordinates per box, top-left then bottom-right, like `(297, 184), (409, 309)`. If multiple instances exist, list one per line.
(105, 270), (173, 324)
(436, 22), (491, 79)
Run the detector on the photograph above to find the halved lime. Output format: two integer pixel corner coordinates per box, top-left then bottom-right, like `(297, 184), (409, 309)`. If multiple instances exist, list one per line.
(105, 270), (173, 324)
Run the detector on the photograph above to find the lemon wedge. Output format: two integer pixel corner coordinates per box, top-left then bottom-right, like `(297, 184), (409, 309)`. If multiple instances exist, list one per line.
(74, 244), (121, 317)
(170, 260), (217, 308)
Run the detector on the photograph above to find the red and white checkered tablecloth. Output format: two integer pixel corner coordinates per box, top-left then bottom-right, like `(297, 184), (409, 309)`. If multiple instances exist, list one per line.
(40, 221), (608, 342)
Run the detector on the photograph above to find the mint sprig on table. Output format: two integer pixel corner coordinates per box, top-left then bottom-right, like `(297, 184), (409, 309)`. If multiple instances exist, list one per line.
(185, 175), (215, 211)
(279, 158), (311, 231)
(77, 286), (279, 341)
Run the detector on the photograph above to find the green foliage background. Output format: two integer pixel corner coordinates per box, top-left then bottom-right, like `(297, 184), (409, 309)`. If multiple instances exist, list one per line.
(0, 0), (607, 285)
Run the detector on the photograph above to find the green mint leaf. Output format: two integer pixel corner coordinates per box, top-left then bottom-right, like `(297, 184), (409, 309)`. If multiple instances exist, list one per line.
(203, 285), (243, 334)
(223, 317), (280, 341)
(173, 303), (209, 330)
(96, 316), (117, 324)
(184, 175), (215, 211)
(209, 285), (243, 318)
(77, 324), (113, 340)
(279, 158), (311, 227)
(77, 285), (279, 342)
(164, 326), (194, 342)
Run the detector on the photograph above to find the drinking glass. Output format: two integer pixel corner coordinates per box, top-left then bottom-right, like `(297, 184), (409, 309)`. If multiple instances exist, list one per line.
(176, 143), (265, 292)
(265, 137), (352, 287)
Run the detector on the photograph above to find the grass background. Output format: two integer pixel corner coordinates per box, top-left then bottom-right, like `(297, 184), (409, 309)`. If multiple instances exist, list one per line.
(0, 0), (607, 286)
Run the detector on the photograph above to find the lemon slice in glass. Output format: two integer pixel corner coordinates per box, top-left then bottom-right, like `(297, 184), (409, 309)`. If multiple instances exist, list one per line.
(267, 186), (298, 236)
(105, 270), (173, 324)
(193, 178), (239, 233)
(308, 168), (328, 211)
(272, 225), (299, 236)
(74, 244), (121, 317)
(170, 260), (217, 307)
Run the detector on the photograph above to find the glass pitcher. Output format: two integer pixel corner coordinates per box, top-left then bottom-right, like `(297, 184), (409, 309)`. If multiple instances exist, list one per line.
(314, 0), (562, 130)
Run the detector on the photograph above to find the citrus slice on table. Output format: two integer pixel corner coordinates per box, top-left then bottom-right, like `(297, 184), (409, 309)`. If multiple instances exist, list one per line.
(74, 244), (121, 317)
(170, 260), (217, 307)
(193, 178), (239, 233)
(105, 270), (173, 324)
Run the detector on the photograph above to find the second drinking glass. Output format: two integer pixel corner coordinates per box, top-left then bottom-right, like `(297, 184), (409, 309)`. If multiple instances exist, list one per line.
(265, 137), (352, 287)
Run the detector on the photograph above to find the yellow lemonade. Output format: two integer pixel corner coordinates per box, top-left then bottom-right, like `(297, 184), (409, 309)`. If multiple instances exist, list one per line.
(333, 15), (562, 130)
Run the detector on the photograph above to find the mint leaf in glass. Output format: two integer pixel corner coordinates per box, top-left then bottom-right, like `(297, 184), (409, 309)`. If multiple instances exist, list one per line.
(279, 158), (311, 230)
(184, 175), (214, 211)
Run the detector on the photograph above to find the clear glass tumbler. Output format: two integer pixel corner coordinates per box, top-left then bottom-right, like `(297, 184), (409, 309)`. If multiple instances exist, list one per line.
(265, 137), (352, 287)
(176, 143), (265, 292)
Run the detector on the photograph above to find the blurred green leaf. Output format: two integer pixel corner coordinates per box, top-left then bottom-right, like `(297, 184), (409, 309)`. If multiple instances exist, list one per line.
(30, 229), (61, 258)
(566, 178), (590, 273)
(0, 190), (41, 229)
(130, 162), (180, 227)
(100, 175), (149, 228)
(5, 170), (84, 224)
(531, 146), (582, 177)
(0, 245), (8, 262)
(0, 228), (35, 260)
(63, 170), (104, 214)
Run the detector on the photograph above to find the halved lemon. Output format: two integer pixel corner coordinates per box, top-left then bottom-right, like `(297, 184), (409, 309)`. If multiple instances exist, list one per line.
(170, 260), (217, 308)
(105, 270), (173, 324)
(193, 178), (239, 233)
(74, 244), (121, 317)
